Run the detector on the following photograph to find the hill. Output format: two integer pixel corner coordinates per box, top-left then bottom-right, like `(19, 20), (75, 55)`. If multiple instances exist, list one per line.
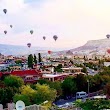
(69, 38), (110, 55)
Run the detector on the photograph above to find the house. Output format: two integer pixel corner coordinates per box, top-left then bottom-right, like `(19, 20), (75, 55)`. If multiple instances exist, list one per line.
(104, 62), (110, 67)
(42, 73), (69, 82)
(9, 64), (22, 71)
(11, 69), (41, 83)
(61, 67), (83, 73)
(0, 63), (9, 71)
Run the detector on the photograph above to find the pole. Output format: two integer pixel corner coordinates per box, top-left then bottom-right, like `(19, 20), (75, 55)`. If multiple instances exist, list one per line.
(87, 80), (89, 97)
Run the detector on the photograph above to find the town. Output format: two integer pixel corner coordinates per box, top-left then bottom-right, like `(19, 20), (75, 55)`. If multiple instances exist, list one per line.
(0, 51), (110, 109)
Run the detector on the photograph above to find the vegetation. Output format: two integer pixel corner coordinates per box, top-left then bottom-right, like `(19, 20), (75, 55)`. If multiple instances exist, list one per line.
(38, 53), (42, 63)
(75, 99), (110, 110)
(33, 54), (37, 64)
(28, 54), (33, 68)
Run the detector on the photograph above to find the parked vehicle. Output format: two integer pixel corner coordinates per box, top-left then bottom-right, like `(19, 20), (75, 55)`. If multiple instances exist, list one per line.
(76, 91), (88, 99)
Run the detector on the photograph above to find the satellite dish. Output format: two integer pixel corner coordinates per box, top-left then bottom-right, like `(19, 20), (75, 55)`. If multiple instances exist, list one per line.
(16, 100), (25, 110)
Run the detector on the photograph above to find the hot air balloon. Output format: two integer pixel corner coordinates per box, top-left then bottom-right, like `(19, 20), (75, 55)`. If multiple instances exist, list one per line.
(107, 49), (110, 54)
(3, 9), (7, 14)
(43, 36), (46, 40)
(53, 35), (58, 41)
(30, 30), (33, 34)
(48, 50), (52, 54)
(27, 43), (31, 48)
(4, 30), (7, 34)
(106, 34), (110, 39)
(10, 25), (13, 28)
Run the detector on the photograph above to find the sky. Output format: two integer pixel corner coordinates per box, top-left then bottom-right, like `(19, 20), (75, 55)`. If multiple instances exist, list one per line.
(0, 0), (110, 50)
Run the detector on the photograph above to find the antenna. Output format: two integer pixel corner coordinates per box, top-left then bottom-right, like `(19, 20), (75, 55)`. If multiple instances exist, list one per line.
(16, 100), (25, 110)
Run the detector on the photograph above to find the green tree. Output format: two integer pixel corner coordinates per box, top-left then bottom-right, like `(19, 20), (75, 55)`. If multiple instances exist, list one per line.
(75, 99), (110, 110)
(49, 81), (62, 98)
(13, 94), (31, 106)
(34, 54), (37, 64)
(54, 64), (63, 72)
(105, 83), (110, 98)
(81, 66), (87, 73)
(35, 84), (57, 104)
(74, 74), (87, 92)
(15, 60), (22, 64)
(4, 75), (24, 88)
(38, 53), (42, 63)
(0, 87), (16, 107)
(28, 54), (33, 68)
(62, 76), (77, 97)
(38, 79), (62, 97)
(20, 85), (36, 103)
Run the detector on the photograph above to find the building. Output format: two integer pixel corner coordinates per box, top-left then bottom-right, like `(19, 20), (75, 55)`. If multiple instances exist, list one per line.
(11, 69), (41, 83)
(42, 73), (69, 82)
(61, 67), (83, 73)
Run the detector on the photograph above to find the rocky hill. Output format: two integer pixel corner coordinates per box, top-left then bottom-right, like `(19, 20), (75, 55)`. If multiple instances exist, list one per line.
(70, 38), (110, 55)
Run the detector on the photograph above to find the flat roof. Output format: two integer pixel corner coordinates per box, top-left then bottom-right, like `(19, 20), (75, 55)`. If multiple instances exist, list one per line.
(62, 67), (82, 70)
(42, 73), (69, 78)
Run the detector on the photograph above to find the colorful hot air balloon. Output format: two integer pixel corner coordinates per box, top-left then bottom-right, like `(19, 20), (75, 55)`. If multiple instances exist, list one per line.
(3, 9), (7, 14)
(10, 25), (13, 28)
(43, 36), (46, 40)
(106, 34), (110, 39)
(53, 35), (58, 41)
(30, 30), (33, 34)
(4, 30), (7, 34)
(27, 43), (31, 48)
(107, 49), (110, 54)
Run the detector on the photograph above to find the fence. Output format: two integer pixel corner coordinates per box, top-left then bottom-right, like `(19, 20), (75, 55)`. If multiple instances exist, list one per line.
(25, 104), (47, 110)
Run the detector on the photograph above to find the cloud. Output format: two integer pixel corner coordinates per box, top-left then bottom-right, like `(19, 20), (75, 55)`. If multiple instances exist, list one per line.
(0, 0), (110, 49)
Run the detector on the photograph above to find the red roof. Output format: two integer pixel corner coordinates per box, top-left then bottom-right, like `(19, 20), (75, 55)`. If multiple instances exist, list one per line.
(0, 72), (2, 77)
(11, 69), (41, 77)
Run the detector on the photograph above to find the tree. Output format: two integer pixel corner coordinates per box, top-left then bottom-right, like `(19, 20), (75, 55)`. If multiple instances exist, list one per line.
(54, 64), (63, 72)
(0, 87), (16, 107)
(75, 99), (110, 110)
(105, 83), (110, 99)
(15, 60), (22, 64)
(49, 81), (62, 98)
(38, 53), (42, 63)
(38, 79), (62, 98)
(13, 94), (31, 106)
(28, 54), (33, 68)
(34, 54), (37, 64)
(20, 85), (36, 103)
(62, 76), (77, 97)
(4, 75), (24, 88)
(74, 74), (87, 92)
(81, 66), (87, 73)
(35, 84), (57, 104)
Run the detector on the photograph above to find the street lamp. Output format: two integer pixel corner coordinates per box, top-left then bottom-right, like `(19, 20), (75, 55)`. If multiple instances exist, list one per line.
(87, 80), (89, 97)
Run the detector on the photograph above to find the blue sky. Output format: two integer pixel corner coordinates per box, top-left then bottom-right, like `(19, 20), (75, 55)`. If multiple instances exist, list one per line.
(0, 0), (110, 50)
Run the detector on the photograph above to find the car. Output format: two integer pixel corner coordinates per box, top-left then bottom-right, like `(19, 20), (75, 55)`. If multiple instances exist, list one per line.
(76, 91), (88, 99)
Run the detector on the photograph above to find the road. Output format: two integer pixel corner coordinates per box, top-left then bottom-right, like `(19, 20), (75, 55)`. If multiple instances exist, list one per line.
(54, 97), (76, 106)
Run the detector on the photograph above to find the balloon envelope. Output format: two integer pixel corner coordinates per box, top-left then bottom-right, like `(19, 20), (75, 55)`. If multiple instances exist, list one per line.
(10, 25), (13, 28)
(30, 30), (33, 34)
(3, 9), (7, 14)
(43, 36), (46, 40)
(4, 30), (7, 34)
(27, 43), (31, 48)
(48, 50), (52, 54)
(106, 34), (110, 39)
(53, 35), (58, 41)
(107, 49), (110, 54)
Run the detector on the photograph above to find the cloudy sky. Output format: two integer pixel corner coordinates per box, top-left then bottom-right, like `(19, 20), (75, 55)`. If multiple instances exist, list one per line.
(0, 0), (110, 50)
